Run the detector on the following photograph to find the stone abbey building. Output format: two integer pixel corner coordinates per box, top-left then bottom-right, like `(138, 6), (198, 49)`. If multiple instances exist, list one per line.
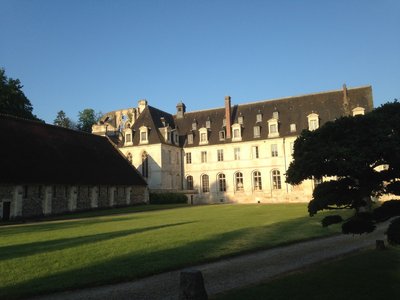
(0, 115), (148, 220)
(93, 85), (373, 204)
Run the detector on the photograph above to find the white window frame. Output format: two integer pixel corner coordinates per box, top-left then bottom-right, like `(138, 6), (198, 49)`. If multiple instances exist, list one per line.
(271, 144), (278, 157)
(253, 126), (261, 138)
(290, 123), (296, 133)
(234, 147), (241, 160)
(217, 149), (224, 162)
(188, 133), (193, 145)
(186, 152), (192, 164)
(232, 123), (242, 142)
(307, 113), (319, 131)
(199, 127), (208, 145)
(201, 151), (207, 163)
(268, 118), (279, 138)
(139, 126), (149, 144)
(352, 107), (365, 116)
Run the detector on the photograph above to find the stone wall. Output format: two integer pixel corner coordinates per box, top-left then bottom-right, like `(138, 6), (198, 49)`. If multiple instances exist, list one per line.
(0, 184), (148, 220)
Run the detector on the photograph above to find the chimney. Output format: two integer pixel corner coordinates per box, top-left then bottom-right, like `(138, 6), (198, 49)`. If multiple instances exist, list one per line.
(138, 99), (148, 114)
(342, 84), (349, 114)
(225, 96), (232, 139)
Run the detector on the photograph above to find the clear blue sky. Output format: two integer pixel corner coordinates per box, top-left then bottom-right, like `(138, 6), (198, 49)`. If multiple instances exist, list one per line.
(1, 0), (399, 123)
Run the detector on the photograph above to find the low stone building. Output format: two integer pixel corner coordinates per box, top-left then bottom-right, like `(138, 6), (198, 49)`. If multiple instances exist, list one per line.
(93, 85), (373, 204)
(0, 114), (148, 220)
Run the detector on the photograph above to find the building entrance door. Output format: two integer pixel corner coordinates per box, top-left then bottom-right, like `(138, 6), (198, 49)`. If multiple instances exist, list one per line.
(2, 201), (11, 220)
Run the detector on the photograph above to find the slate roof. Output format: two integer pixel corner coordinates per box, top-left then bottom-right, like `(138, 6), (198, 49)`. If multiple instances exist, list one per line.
(119, 85), (373, 148)
(175, 85), (373, 147)
(0, 114), (147, 186)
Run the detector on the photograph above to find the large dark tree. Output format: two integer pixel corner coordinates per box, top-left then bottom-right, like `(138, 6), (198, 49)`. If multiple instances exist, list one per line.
(286, 101), (400, 243)
(0, 68), (40, 120)
(77, 108), (101, 133)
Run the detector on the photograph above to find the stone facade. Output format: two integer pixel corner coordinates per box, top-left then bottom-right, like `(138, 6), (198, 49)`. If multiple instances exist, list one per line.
(0, 184), (148, 220)
(92, 85), (374, 205)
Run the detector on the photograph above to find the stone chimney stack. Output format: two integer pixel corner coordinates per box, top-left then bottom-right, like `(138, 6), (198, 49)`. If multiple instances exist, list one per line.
(138, 99), (148, 114)
(225, 96), (232, 139)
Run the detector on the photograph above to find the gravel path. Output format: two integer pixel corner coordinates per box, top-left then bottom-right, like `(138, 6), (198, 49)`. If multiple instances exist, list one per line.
(31, 223), (388, 300)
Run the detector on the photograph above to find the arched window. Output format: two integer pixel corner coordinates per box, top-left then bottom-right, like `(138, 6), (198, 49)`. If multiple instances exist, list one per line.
(126, 152), (132, 164)
(253, 171), (262, 190)
(186, 175), (193, 190)
(218, 173), (226, 192)
(235, 172), (244, 191)
(141, 152), (148, 178)
(201, 174), (209, 193)
(272, 170), (281, 189)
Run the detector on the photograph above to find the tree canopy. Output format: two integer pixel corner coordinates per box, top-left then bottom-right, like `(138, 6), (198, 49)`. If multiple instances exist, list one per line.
(53, 110), (74, 129)
(77, 108), (101, 133)
(0, 68), (40, 120)
(286, 101), (400, 243)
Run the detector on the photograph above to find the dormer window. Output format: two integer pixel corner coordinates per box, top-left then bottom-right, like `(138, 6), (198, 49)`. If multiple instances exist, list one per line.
(273, 111), (279, 119)
(256, 111), (262, 122)
(199, 127), (208, 145)
(352, 107), (365, 116)
(219, 130), (226, 141)
(238, 115), (244, 125)
(188, 133), (194, 145)
(174, 132), (179, 144)
(290, 123), (296, 132)
(253, 126), (261, 138)
(307, 113), (319, 131)
(124, 128), (133, 146)
(192, 120), (197, 130)
(268, 118), (279, 138)
(139, 126), (149, 144)
(232, 123), (242, 142)
(222, 118), (226, 126)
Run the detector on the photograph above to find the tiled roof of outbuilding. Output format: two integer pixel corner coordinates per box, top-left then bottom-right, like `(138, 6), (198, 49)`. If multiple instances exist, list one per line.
(0, 114), (147, 186)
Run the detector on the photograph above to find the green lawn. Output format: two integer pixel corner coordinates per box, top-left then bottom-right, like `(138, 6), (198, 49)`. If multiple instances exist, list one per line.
(0, 203), (348, 299)
(214, 246), (400, 300)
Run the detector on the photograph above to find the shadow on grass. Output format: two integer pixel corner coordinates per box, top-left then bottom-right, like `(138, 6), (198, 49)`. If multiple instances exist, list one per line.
(0, 215), (144, 237)
(0, 204), (188, 228)
(0, 222), (195, 262)
(0, 215), (340, 299)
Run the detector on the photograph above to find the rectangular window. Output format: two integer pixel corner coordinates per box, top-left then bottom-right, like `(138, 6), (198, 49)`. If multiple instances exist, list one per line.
(186, 152), (192, 164)
(168, 150), (172, 164)
(252, 146), (259, 159)
(234, 147), (240, 160)
(222, 118), (226, 126)
(140, 131), (147, 141)
(290, 123), (296, 132)
(273, 111), (279, 119)
(200, 132), (207, 142)
(253, 126), (260, 138)
(269, 124), (277, 133)
(271, 144), (278, 157)
(192, 122), (197, 130)
(125, 133), (131, 143)
(206, 120), (211, 128)
(217, 149), (224, 161)
(233, 129), (240, 138)
(219, 130), (225, 141)
(309, 119), (318, 131)
(201, 151), (207, 163)
(238, 116), (243, 124)
(188, 134), (193, 144)
(256, 113), (262, 122)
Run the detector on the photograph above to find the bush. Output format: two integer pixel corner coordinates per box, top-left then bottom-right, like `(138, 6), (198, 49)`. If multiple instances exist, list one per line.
(386, 217), (400, 245)
(342, 213), (376, 234)
(149, 192), (188, 204)
(321, 215), (343, 227)
(373, 200), (400, 222)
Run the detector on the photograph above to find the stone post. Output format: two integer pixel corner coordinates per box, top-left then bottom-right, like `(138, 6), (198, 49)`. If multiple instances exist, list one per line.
(179, 269), (208, 300)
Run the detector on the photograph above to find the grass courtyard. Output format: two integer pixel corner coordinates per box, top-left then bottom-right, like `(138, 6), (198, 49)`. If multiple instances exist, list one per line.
(0, 203), (348, 299)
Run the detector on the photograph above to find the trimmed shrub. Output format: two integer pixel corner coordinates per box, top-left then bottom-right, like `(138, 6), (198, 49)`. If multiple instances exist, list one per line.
(149, 192), (188, 204)
(373, 200), (400, 222)
(321, 215), (343, 227)
(342, 213), (376, 234)
(386, 217), (400, 245)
